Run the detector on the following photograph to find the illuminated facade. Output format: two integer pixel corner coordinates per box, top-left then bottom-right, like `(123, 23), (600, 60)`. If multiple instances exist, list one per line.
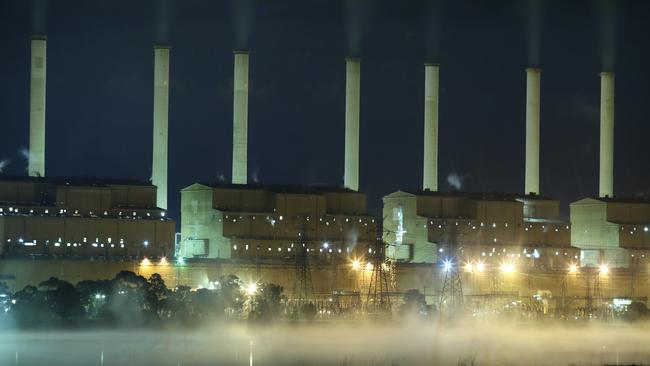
(382, 190), (574, 266)
(571, 197), (650, 268)
(0, 176), (174, 258)
(179, 183), (375, 261)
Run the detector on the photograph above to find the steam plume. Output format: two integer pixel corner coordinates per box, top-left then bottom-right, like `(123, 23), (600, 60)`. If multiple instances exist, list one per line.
(232, 0), (254, 50)
(524, 0), (543, 67)
(154, 0), (174, 44)
(31, 0), (48, 35)
(447, 172), (464, 190)
(596, 0), (619, 71)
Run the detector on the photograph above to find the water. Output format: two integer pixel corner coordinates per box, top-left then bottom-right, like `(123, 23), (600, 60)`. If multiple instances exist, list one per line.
(1, 321), (649, 365)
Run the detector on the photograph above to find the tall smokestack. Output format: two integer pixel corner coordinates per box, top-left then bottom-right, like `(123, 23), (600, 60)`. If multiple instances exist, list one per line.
(152, 45), (170, 209)
(344, 58), (360, 191)
(525, 67), (541, 195)
(29, 35), (47, 177)
(599, 72), (615, 198)
(232, 50), (249, 185)
(423, 63), (439, 191)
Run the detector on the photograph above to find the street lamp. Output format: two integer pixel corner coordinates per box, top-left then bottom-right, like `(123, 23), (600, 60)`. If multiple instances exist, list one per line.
(245, 282), (258, 296)
(476, 261), (486, 273)
(500, 262), (515, 274)
(568, 263), (579, 274)
(599, 263), (609, 275)
(351, 259), (361, 271)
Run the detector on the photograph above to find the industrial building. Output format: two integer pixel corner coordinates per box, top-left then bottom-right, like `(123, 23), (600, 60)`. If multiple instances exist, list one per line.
(179, 183), (375, 260)
(571, 197), (650, 268)
(383, 191), (575, 267)
(0, 176), (174, 258)
(178, 52), (373, 264)
(0, 35), (175, 261)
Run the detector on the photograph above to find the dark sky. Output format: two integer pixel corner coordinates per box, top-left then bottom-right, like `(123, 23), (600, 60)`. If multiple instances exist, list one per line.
(1, 0), (649, 222)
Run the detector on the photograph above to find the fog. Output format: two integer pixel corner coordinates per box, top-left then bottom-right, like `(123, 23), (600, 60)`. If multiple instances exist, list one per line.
(2, 320), (650, 365)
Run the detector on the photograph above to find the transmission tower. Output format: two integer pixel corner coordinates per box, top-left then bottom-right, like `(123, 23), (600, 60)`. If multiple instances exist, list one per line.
(439, 258), (464, 312)
(557, 274), (568, 318)
(365, 219), (392, 314)
(293, 217), (313, 309)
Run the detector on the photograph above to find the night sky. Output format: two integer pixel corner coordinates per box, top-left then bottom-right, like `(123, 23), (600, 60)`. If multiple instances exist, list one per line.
(1, 0), (650, 223)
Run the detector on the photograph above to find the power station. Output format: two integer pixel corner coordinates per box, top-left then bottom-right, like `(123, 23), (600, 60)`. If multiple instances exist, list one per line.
(2, 30), (650, 317)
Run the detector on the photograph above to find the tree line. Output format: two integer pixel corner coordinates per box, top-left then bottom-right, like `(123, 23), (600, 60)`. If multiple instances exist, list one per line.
(0, 271), (287, 328)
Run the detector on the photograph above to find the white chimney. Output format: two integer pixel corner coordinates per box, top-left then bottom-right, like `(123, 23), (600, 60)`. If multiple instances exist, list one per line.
(599, 72), (615, 198)
(525, 67), (541, 195)
(232, 51), (249, 185)
(344, 58), (361, 191)
(29, 35), (47, 177)
(423, 63), (439, 191)
(152, 45), (170, 209)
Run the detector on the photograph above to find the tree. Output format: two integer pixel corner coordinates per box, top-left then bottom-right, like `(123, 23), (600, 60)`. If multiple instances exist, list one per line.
(400, 289), (427, 318)
(102, 271), (150, 326)
(37, 277), (84, 324)
(191, 288), (224, 319)
(76, 279), (112, 319)
(146, 273), (170, 318)
(11, 285), (54, 327)
(249, 283), (284, 322)
(220, 275), (244, 315)
(166, 285), (192, 322)
(0, 282), (12, 320)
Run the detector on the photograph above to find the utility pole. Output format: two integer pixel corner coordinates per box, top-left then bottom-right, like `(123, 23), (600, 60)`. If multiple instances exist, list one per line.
(293, 216), (313, 313)
(365, 219), (392, 314)
(439, 258), (464, 312)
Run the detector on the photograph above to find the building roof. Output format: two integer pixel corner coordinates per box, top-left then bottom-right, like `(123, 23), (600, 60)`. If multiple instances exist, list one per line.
(205, 182), (360, 195)
(592, 196), (650, 204)
(398, 189), (556, 202)
(0, 175), (153, 187)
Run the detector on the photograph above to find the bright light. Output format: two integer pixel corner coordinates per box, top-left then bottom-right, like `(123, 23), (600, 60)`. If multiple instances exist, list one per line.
(463, 262), (474, 273)
(160, 256), (168, 265)
(365, 262), (373, 271)
(599, 263), (609, 275)
(500, 262), (515, 274)
(245, 283), (258, 296)
(442, 259), (454, 272)
(323, 242), (329, 248)
(141, 257), (151, 266)
(143, 240), (149, 247)
(351, 259), (361, 271)
(568, 263), (579, 274)
(476, 261), (486, 272)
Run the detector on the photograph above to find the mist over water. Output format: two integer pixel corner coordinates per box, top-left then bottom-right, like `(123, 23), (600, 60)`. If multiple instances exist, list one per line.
(1, 320), (650, 365)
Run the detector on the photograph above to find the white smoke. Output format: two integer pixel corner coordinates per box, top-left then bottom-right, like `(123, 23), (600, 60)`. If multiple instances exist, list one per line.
(218, 173), (226, 183)
(0, 158), (9, 173)
(251, 168), (259, 184)
(18, 147), (34, 173)
(447, 172), (464, 190)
